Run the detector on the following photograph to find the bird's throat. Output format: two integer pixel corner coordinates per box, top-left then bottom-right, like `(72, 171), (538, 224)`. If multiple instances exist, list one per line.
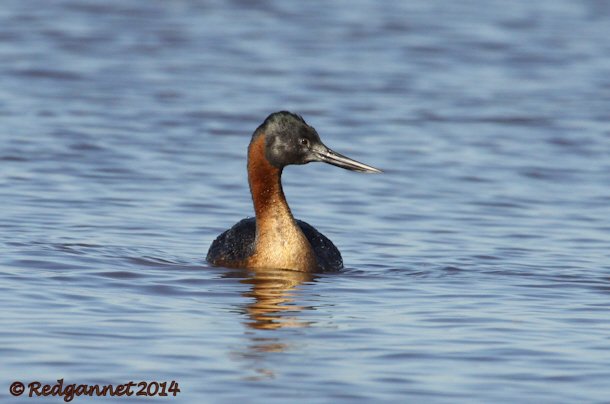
(246, 134), (317, 271)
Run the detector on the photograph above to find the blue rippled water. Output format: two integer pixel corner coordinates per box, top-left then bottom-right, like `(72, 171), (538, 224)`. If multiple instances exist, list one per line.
(2, 0), (610, 402)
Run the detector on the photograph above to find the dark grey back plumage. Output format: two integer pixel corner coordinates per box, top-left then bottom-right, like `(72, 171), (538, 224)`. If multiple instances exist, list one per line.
(206, 218), (343, 272)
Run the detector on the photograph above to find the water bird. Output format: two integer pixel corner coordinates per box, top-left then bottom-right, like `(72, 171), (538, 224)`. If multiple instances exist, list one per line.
(207, 111), (381, 272)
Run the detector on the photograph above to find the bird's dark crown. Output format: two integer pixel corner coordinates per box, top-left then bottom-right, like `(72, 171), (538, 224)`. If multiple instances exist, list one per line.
(252, 111), (321, 168)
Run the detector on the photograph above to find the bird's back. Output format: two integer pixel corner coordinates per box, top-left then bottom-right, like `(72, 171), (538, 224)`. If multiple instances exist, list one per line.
(207, 217), (343, 272)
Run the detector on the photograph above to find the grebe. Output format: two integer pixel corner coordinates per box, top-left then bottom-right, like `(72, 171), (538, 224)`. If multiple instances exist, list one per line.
(207, 111), (381, 272)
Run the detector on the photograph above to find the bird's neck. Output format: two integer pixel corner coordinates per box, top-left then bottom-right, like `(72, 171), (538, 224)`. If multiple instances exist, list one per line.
(248, 134), (293, 227)
(246, 134), (317, 271)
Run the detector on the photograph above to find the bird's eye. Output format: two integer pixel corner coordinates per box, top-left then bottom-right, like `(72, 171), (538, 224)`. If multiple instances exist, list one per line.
(300, 138), (309, 146)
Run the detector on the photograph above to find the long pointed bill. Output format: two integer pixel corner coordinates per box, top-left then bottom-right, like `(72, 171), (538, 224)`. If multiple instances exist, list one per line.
(311, 144), (382, 173)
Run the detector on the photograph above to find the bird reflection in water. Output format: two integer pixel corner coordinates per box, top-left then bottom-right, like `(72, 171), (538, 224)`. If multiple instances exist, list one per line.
(229, 267), (315, 330)
(224, 268), (317, 380)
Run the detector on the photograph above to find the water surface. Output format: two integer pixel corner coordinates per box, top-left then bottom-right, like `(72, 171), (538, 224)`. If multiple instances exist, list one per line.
(2, 0), (610, 402)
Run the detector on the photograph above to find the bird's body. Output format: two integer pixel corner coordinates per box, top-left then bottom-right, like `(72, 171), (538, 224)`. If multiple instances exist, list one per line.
(206, 218), (343, 272)
(207, 111), (380, 272)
